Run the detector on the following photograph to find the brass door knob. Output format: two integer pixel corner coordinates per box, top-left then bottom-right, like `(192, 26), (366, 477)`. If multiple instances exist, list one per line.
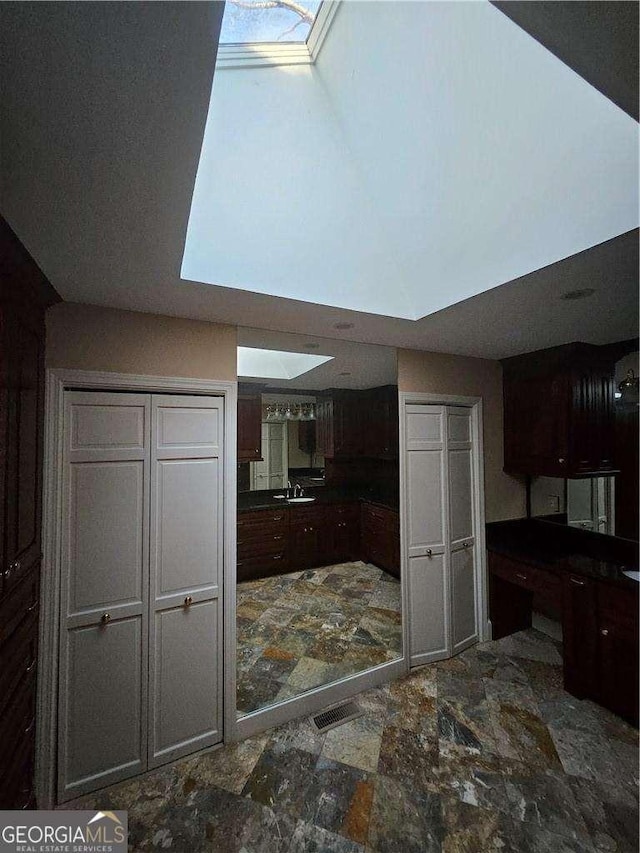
(100, 612), (111, 625)
(184, 596), (193, 607)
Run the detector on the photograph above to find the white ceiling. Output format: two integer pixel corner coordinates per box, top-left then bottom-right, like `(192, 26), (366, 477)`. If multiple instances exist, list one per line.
(183, 1), (638, 322)
(0, 2), (637, 361)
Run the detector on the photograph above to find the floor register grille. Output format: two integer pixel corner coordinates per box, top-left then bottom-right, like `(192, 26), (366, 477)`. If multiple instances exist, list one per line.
(312, 701), (363, 733)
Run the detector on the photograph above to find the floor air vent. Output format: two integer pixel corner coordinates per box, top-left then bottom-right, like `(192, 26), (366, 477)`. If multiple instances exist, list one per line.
(312, 701), (363, 733)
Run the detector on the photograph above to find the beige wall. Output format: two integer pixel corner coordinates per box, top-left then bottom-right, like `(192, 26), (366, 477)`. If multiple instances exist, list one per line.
(398, 348), (525, 523)
(46, 303), (237, 380)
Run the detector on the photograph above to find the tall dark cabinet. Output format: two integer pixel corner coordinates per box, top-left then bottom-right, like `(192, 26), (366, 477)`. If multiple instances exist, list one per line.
(502, 343), (616, 478)
(0, 216), (60, 807)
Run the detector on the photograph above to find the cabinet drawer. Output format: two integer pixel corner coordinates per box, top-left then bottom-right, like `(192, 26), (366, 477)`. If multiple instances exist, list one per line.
(237, 509), (288, 534)
(332, 503), (360, 521)
(237, 552), (288, 582)
(238, 532), (287, 560)
(488, 552), (559, 596)
(0, 565), (39, 647)
(288, 505), (326, 524)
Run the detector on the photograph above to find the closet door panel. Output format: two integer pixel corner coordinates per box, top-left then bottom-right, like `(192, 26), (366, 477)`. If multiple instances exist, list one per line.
(407, 451), (445, 555)
(59, 392), (150, 802)
(151, 599), (220, 761)
(68, 461), (145, 614)
(154, 458), (221, 597)
(60, 615), (144, 798)
(451, 544), (477, 652)
(409, 553), (449, 664)
(449, 448), (473, 545)
(149, 395), (223, 767)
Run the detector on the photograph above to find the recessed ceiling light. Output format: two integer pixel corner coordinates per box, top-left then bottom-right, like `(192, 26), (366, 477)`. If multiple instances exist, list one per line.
(560, 288), (596, 301)
(334, 322), (354, 330)
(303, 342), (320, 349)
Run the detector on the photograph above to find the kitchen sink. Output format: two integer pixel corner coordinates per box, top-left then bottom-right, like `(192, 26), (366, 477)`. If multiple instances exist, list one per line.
(287, 497), (316, 504)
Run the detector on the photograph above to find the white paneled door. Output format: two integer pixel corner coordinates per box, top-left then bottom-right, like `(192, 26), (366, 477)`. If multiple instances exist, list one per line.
(149, 395), (223, 767)
(405, 404), (479, 666)
(58, 391), (224, 801)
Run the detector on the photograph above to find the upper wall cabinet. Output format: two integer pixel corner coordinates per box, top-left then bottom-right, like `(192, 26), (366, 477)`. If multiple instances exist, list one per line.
(317, 386), (398, 460)
(502, 343), (616, 478)
(237, 392), (262, 462)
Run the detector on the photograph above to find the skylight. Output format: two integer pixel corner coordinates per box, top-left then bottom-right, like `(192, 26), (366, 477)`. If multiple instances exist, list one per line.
(216, 0), (338, 67)
(238, 347), (334, 379)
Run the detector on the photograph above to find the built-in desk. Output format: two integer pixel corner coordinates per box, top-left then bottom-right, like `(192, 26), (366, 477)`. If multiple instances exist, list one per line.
(487, 519), (639, 726)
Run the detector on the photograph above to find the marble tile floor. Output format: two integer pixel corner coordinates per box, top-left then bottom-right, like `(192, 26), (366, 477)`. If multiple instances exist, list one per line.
(66, 628), (639, 853)
(236, 562), (403, 716)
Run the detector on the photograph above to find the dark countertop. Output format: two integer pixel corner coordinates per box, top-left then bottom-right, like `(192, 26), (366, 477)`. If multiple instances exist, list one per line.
(238, 486), (399, 514)
(486, 518), (639, 590)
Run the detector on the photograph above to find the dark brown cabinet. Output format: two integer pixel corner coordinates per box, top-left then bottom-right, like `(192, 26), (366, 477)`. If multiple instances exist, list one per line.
(363, 385), (398, 459)
(317, 386), (398, 461)
(236, 508), (289, 582)
(596, 585), (638, 725)
(326, 503), (360, 564)
(502, 343), (616, 477)
(289, 505), (326, 571)
(237, 392), (262, 462)
(561, 573), (599, 700)
(488, 545), (638, 726)
(0, 216), (60, 808)
(361, 502), (400, 578)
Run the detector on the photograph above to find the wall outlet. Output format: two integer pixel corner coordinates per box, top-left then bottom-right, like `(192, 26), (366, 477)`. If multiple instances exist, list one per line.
(548, 494), (561, 513)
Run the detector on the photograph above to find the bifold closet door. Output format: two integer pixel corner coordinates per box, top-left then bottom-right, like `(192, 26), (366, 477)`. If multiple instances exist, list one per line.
(148, 395), (224, 767)
(405, 405), (451, 665)
(447, 408), (478, 654)
(58, 393), (150, 801)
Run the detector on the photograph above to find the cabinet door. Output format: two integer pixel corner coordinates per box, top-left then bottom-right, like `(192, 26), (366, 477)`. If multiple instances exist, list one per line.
(58, 392), (150, 801)
(237, 394), (262, 462)
(405, 405), (450, 664)
(561, 573), (598, 700)
(290, 522), (322, 570)
(149, 395), (223, 767)
(3, 307), (44, 596)
(597, 586), (639, 726)
(447, 409), (478, 654)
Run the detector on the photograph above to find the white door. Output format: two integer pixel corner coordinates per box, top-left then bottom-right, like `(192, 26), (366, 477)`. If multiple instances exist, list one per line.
(405, 405), (450, 665)
(252, 422), (287, 490)
(58, 392), (150, 801)
(405, 404), (479, 667)
(148, 395), (223, 767)
(448, 408), (478, 654)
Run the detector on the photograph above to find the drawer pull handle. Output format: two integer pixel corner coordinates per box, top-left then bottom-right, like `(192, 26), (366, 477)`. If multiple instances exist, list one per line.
(273, 516), (283, 521)
(601, 628), (609, 636)
(26, 600), (38, 614)
(426, 549), (433, 557)
(273, 535), (282, 540)
(273, 555), (283, 561)
(463, 542), (471, 549)
(184, 596), (193, 607)
(570, 578), (585, 587)
(100, 612), (111, 625)
(516, 573), (527, 581)
(237, 540), (245, 546)
(24, 717), (35, 735)
(26, 658), (36, 674)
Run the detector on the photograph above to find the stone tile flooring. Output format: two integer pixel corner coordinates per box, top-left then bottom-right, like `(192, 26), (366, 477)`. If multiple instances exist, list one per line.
(236, 562), (402, 716)
(67, 629), (639, 852)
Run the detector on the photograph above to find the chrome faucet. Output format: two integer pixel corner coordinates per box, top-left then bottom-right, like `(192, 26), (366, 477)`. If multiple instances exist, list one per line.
(294, 483), (301, 498)
(286, 480), (292, 498)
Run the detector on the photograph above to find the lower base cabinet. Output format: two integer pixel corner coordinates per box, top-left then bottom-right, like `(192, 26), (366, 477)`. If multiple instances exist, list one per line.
(489, 550), (638, 726)
(237, 500), (398, 581)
